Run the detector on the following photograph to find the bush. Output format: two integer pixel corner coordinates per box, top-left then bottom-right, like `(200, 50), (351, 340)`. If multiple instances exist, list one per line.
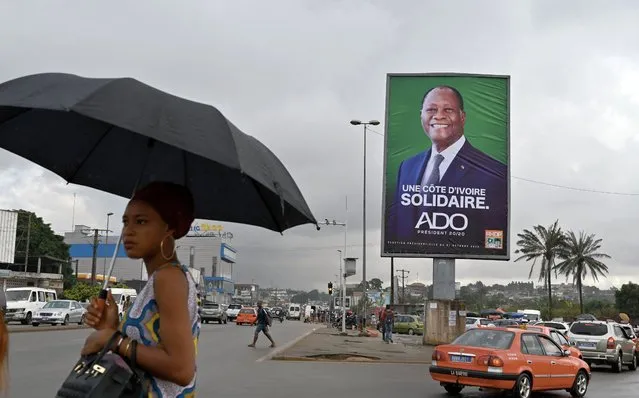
(62, 283), (101, 302)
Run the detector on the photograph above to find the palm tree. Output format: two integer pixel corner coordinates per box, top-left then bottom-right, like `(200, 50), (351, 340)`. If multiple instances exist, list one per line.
(555, 231), (610, 314)
(515, 220), (566, 320)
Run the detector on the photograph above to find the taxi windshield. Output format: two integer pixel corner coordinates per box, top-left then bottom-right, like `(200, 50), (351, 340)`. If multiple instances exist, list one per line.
(453, 329), (515, 350)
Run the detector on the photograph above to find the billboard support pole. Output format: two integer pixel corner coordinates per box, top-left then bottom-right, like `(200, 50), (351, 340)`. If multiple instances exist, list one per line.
(432, 258), (456, 300)
(390, 257), (394, 305)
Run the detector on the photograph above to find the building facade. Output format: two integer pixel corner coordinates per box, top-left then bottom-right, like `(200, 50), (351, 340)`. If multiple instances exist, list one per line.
(233, 283), (259, 305)
(0, 209), (66, 292)
(64, 221), (238, 297)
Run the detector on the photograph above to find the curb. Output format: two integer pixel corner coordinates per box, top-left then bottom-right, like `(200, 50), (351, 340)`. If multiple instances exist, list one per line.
(256, 327), (317, 362)
(9, 325), (88, 334)
(271, 355), (431, 365)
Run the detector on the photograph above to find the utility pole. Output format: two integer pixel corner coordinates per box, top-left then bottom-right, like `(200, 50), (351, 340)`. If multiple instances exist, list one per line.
(91, 229), (99, 285)
(396, 269), (410, 304)
(24, 212), (32, 272)
(83, 228), (111, 285)
(390, 257), (395, 306)
(74, 259), (79, 278)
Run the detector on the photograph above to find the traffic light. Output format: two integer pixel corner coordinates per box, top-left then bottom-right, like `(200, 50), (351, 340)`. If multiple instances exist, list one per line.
(328, 282), (333, 295)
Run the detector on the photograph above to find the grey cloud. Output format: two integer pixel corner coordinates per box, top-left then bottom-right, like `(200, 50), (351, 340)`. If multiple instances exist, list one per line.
(0, 0), (636, 291)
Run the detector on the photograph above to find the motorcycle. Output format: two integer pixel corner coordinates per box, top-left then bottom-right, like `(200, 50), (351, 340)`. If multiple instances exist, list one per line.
(332, 314), (357, 328)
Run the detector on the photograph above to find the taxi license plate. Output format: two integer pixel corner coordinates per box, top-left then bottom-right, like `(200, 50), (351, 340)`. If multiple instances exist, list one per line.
(450, 355), (472, 363)
(579, 342), (596, 348)
(41, 317), (48, 320)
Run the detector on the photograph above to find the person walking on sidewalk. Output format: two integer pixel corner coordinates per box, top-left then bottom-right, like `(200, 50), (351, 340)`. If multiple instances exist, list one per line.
(248, 301), (275, 348)
(382, 305), (394, 343)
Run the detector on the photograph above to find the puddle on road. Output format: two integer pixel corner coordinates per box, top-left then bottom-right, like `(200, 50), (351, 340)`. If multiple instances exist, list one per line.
(306, 353), (380, 361)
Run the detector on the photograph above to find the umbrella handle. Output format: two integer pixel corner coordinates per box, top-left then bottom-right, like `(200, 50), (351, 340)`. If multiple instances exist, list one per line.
(94, 289), (109, 329)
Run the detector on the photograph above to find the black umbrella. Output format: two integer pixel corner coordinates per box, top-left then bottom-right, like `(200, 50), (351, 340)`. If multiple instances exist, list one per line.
(0, 72), (317, 233)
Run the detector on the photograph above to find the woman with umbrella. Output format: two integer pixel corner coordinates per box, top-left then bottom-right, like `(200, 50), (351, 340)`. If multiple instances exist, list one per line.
(82, 182), (199, 396)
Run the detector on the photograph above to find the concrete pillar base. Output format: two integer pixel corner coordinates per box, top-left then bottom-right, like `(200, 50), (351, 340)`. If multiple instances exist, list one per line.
(423, 299), (467, 345)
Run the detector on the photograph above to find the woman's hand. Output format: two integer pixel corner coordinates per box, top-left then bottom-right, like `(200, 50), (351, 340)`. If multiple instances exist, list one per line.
(81, 328), (119, 356)
(84, 291), (119, 330)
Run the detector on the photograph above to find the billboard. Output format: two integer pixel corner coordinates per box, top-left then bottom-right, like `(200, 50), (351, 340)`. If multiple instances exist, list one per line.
(187, 221), (233, 239)
(0, 210), (18, 264)
(381, 74), (510, 260)
(220, 243), (237, 263)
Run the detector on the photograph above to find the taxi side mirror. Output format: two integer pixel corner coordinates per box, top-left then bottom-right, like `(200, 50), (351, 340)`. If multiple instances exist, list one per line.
(562, 350), (571, 357)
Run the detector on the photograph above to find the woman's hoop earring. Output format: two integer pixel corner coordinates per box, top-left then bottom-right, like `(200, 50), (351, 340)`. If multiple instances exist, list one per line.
(160, 236), (175, 261)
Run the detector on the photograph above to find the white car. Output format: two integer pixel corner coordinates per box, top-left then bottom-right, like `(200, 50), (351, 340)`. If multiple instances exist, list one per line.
(465, 317), (491, 331)
(535, 321), (570, 335)
(32, 299), (86, 326)
(226, 304), (242, 321)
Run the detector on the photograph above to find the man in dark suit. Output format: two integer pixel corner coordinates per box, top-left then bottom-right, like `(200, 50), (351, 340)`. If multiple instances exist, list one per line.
(385, 85), (508, 257)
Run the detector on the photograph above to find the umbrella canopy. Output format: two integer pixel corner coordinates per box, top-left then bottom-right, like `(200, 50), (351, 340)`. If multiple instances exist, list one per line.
(0, 73), (317, 233)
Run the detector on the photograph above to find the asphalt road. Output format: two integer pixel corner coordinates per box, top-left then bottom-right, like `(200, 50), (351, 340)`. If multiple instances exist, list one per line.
(7, 321), (639, 397)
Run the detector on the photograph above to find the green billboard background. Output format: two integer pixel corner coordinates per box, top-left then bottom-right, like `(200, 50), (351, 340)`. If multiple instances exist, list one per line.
(384, 74), (509, 206)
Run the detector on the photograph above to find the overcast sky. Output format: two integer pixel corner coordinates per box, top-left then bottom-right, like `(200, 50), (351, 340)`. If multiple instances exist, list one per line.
(1, 0), (638, 291)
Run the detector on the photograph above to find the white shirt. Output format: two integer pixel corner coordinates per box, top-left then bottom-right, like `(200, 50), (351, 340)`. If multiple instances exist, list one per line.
(420, 135), (466, 186)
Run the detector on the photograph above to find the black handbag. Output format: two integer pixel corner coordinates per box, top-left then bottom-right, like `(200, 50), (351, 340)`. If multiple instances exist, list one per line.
(55, 331), (144, 398)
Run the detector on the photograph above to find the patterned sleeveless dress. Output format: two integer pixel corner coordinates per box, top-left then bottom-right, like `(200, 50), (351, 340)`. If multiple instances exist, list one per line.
(119, 262), (200, 397)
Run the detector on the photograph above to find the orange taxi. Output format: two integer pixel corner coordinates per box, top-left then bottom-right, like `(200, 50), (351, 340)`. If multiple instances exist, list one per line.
(236, 307), (258, 325)
(510, 324), (583, 360)
(429, 327), (590, 398)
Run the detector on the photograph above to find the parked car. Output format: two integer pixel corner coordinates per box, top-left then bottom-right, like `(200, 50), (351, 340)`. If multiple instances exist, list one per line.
(32, 299), (86, 326)
(393, 314), (424, 335)
(199, 302), (227, 324)
(567, 320), (637, 372)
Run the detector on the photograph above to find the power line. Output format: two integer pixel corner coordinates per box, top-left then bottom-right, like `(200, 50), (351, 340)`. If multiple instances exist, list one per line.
(511, 176), (639, 196)
(367, 127), (639, 196)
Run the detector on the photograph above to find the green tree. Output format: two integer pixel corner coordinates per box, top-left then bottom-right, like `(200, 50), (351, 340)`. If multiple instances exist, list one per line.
(584, 300), (618, 320)
(62, 282), (101, 302)
(615, 282), (639, 321)
(14, 210), (74, 289)
(368, 278), (383, 291)
(291, 291), (309, 304)
(515, 220), (566, 320)
(555, 231), (610, 314)
(112, 282), (130, 289)
(307, 289), (320, 301)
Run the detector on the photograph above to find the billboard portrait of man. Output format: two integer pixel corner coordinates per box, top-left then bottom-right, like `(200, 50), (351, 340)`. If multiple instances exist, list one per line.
(382, 74), (509, 260)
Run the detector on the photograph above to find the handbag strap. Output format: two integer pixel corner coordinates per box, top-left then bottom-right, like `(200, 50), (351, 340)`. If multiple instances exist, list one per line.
(85, 330), (122, 367)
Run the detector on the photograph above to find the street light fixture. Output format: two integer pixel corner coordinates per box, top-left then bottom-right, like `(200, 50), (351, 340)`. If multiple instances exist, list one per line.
(349, 119), (380, 328)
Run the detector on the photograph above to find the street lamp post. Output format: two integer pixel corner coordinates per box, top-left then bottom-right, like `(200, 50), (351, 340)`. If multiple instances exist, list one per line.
(320, 218), (347, 333)
(176, 245), (196, 268)
(337, 249), (346, 333)
(349, 119), (380, 328)
(103, 212), (113, 282)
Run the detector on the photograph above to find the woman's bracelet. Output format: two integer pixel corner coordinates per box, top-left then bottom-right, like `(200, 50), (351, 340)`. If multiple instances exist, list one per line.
(109, 330), (123, 352)
(114, 336), (125, 352)
(122, 339), (133, 358)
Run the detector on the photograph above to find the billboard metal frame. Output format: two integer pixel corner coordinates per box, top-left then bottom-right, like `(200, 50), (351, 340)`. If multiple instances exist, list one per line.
(379, 72), (511, 260)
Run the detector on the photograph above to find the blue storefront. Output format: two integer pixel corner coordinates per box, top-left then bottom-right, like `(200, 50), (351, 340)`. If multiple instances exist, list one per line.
(201, 243), (237, 304)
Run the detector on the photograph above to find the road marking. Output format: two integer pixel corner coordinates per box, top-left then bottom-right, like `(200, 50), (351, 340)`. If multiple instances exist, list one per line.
(255, 327), (316, 363)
